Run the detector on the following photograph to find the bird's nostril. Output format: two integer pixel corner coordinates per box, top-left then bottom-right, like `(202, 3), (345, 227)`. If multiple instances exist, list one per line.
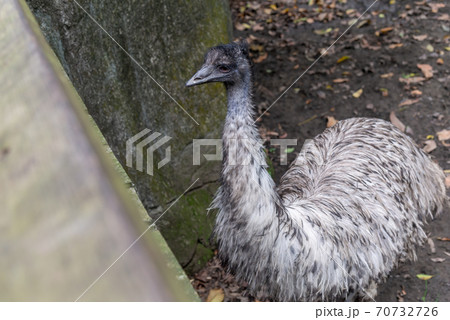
(194, 77), (202, 81)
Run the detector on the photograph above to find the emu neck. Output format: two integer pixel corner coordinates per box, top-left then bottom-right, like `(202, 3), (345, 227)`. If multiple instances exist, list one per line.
(220, 79), (280, 228)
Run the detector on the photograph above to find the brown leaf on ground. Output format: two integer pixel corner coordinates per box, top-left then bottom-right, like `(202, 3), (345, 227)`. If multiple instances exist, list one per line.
(428, 2), (445, 13)
(398, 98), (420, 107)
(206, 288), (225, 302)
(380, 72), (394, 78)
(390, 111), (406, 132)
(360, 38), (381, 50)
(399, 76), (426, 85)
(417, 64), (433, 79)
(437, 129), (450, 141)
(437, 58), (444, 65)
(235, 22), (251, 31)
(326, 116), (338, 128)
(445, 176), (450, 189)
(396, 286), (406, 302)
(431, 257), (446, 263)
(410, 90), (422, 96)
(333, 78), (349, 83)
(437, 237), (450, 241)
(423, 140), (437, 153)
(413, 34), (428, 41)
(254, 52), (268, 63)
(252, 23), (264, 32)
(389, 43), (403, 49)
(376, 27), (393, 36)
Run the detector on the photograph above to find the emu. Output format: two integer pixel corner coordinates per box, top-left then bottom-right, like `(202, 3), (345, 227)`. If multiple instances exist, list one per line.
(186, 41), (447, 301)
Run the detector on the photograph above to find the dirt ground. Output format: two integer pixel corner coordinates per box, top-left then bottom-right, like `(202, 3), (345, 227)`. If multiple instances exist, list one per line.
(191, 0), (450, 302)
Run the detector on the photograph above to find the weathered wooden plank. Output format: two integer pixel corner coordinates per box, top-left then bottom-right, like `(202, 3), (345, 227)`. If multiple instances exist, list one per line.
(0, 0), (198, 301)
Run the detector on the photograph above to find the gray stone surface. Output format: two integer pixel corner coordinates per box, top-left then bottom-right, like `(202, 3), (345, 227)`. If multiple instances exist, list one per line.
(25, 0), (232, 273)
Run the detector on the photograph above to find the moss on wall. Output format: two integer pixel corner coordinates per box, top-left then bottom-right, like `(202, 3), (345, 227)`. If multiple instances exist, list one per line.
(26, 0), (232, 273)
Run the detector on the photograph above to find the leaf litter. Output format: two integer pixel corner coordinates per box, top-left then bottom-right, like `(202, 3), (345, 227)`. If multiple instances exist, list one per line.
(193, 0), (450, 302)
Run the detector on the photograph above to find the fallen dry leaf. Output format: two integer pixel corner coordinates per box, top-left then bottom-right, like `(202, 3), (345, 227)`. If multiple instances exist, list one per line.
(431, 257), (446, 263)
(399, 98), (420, 107)
(389, 43), (403, 49)
(437, 129), (450, 141)
(360, 38), (381, 50)
(206, 288), (225, 302)
(417, 64), (433, 79)
(314, 28), (333, 35)
(333, 78), (349, 83)
(423, 140), (437, 153)
(428, 2), (445, 13)
(352, 88), (363, 98)
(413, 34), (428, 41)
(437, 237), (450, 241)
(380, 72), (394, 78)
(376, 27), (393, 36)
(235, 22), (251, 31)
(254, 52), (268, 63)
(437, 129), (450, 147)
(326, 116), (338, 128)
(390, 111), (406, 132)
(252, 23), (264, 32)
(410, 90), (422, 96)
(437, 58), (444, 65)
(445, 176), (450, 189)
(399, 76), (426, 85)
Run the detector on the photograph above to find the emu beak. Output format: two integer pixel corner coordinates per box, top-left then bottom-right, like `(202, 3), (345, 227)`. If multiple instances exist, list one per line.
(186, 65), (214, 87)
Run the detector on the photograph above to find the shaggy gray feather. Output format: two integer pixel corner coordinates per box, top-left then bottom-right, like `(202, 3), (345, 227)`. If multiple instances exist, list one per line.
(188, 42), (448, 301)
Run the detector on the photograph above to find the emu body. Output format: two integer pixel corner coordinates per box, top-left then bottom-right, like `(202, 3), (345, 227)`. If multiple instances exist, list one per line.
(186, 42), (447, 301)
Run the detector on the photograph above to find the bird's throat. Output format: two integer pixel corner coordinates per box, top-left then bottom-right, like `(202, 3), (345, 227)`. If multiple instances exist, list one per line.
(220, 81), (281, 225)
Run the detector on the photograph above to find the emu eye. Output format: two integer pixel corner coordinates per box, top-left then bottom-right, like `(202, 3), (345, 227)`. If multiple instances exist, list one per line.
(218, 65), (230, 73)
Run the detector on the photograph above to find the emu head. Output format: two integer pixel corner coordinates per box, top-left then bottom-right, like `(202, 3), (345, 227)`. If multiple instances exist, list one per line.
(186, 41), (250, 88)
